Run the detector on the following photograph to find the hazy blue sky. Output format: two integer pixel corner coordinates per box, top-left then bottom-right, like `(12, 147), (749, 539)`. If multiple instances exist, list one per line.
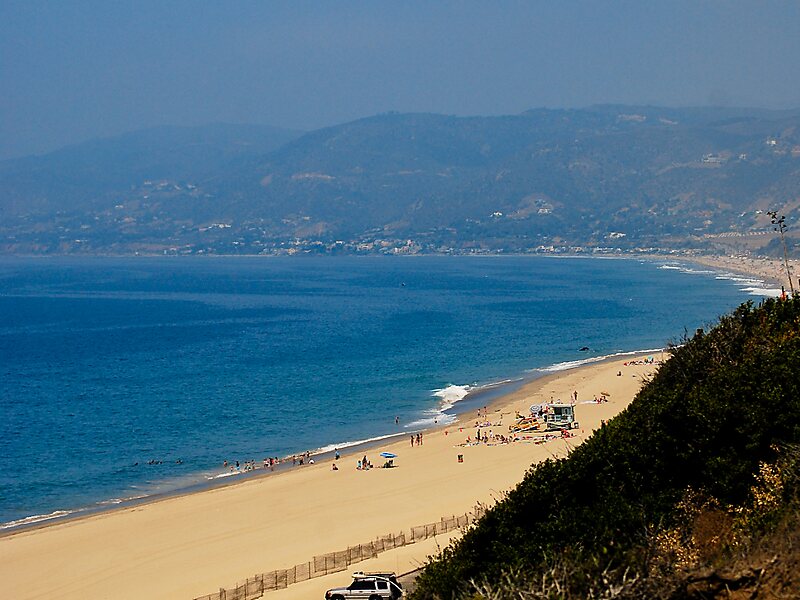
(1, 1), (799, 160)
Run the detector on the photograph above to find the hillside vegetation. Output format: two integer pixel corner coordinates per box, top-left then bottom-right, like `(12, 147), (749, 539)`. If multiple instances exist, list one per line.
(411, 296), (800, 599)
(1, 106), (798, 255)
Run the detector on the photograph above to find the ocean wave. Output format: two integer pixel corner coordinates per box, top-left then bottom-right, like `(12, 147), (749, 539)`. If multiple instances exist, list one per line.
(742, 286), (783, 297)
(660, 263), (779, 298)
(476, 377), (524, 390)
(432, 384), (471, 410)
(533, 349), (665, 374)
(314, 431), (407, 455)
(405, 412), (457, 428)
(96, 494), (148, 506)
(658, 263), (715, 276)
(715, 274), (764, 286)
(206, 470), (245, 480)
(0, 509), (79, 530)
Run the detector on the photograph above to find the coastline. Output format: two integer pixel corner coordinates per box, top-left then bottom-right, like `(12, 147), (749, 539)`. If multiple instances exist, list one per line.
(679, 254), (798, 293)
(0, 349), (658, 537)
(0, 351), (661, 600)
(0, 252), (778, 535)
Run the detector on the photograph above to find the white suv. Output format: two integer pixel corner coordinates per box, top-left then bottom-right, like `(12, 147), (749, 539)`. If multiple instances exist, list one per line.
(324, 572), (403, 600)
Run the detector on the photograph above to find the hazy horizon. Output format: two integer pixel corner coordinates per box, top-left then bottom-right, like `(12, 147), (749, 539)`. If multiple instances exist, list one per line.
(2, 1), (799, 160)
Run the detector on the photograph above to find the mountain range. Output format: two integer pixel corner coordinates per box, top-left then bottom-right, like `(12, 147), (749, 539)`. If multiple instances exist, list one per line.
(1, 106), (799, 255)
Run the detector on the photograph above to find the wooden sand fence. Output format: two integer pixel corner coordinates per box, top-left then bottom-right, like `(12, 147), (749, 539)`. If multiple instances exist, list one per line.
(193, 506), (485, 600)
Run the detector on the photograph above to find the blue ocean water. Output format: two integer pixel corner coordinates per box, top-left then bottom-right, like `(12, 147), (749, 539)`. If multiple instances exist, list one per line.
(0, 256), (772, 527)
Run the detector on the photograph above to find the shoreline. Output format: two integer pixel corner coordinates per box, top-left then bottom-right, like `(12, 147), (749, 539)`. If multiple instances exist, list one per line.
(1, 352), (662, 600)
(683, 254), (797, 292)
(0, 347), (661, 537)
(0, 251), (781, 536)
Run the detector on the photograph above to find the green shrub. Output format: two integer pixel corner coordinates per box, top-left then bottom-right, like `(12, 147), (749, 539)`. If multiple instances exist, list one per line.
(412, 297), (800, 599)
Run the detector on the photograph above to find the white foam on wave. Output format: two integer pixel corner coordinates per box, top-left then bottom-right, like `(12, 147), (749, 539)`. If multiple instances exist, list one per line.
(0, 509), (78, 530)
(715, 273), (784, 297)
(96, 494), (148, 506)
(659, 262), (779, 298)
(715, 274), (763, 286)
(743, 286), (783, 297)
(432, 384), (471, 410)
(533, 349), (664, 374)
(314, 432), (407, 455)
(206, 470), (244, 480)
(405, 412), (457, 428)
(658, 262), (716, 276)
(478, 377), (524, 390)
(399, 384), (477, 428)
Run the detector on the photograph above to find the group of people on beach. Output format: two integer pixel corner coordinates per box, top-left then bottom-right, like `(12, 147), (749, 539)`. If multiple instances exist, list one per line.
(221, 449), (322, 475)
(623, 357), (658, 366)
(223, 458), (271, 473)
(292, 451), (315, 466)
(410, 433), (423, 446)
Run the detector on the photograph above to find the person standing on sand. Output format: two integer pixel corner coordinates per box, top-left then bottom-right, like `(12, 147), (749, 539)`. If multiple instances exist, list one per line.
(411, 435), (415, 447)
(335, 448), (340, 460)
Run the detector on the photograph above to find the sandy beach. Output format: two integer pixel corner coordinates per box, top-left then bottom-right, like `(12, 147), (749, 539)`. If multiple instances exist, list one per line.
(0, 354), (660, 600)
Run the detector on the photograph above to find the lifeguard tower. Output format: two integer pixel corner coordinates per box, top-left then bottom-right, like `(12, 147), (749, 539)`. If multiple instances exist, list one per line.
(544, 403), (578, 430)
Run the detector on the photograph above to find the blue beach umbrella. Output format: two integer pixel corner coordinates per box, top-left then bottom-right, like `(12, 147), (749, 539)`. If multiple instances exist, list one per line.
(380, 452), (397, 459)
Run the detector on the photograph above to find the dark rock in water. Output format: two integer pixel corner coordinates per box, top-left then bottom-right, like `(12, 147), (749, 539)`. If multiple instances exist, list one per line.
(579, 346), (590, 352)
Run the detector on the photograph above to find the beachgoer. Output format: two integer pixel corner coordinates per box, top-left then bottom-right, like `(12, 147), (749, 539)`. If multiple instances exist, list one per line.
(411, 435), (415, 447)
(416, 433), (421, 446)
(335, 448), (340, 460)
(395, 415), (399, 425)
(362, 455), (368, 469)
(357, 459), (362, 470)
(332, 463), (338, 470)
